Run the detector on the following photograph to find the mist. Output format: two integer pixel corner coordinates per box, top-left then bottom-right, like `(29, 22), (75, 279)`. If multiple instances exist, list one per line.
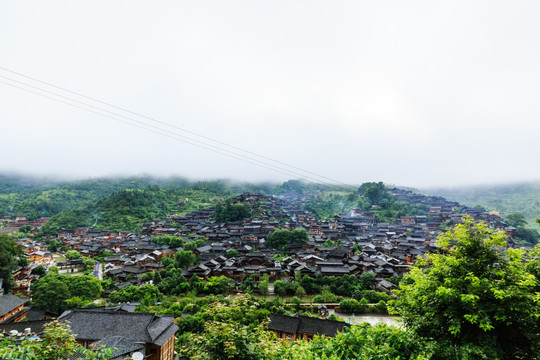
(2, 1), (540, 188)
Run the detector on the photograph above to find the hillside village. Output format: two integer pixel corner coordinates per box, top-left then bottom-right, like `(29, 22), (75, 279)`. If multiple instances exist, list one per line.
(0, 187), (521, 359)
(5, 188), (516, 300)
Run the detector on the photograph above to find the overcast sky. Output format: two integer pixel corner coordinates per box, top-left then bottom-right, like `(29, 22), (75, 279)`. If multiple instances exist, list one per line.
(1, 1), (539, 188)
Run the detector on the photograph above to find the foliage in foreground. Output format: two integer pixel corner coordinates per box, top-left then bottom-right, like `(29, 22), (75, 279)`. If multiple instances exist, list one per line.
(390, 216), (540, 359)
(0, 320), (112, 360)
(0, 234), (27, 292)
(176, 294), (420, 360)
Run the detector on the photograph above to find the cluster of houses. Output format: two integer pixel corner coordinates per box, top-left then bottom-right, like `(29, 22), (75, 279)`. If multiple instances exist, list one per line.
(0, 292), (178, 360)
(0, 215), (50, 234)
(0, 188), (523, 357)
(9, 189), (517, 297)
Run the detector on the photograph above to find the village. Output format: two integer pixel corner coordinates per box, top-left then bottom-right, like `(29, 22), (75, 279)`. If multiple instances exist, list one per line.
(3, 187), (516, 302)
(0, 188), (519, 359)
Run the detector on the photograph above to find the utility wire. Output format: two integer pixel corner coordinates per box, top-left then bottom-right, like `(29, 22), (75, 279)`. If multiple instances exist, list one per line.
(0, 65), (352, 188)
(0, 78), (311, 180)
(0, 65), (355, 189)
(0, 67), (358, 191)
(0, 75), (353, 190)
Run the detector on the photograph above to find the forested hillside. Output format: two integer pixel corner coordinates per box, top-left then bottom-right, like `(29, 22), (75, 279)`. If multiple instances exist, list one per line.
(427, 182), (540, 227)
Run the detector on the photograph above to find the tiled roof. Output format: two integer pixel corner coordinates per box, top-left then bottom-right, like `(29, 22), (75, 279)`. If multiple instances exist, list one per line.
(0, 294), (28, 317)
(268, 314), (349, 338)
(92, 336), (145, 358)
(58, 309), (178, 346)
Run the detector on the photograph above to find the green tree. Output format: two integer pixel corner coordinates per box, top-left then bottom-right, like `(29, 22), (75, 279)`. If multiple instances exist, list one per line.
(152, 235), (184, 247)
(357, 271), (375, 290)
(108, 284), (162, 304)
(0, 234), (24, 292)
(67, 275), (103, 300)
(30, 265), (47, 277)
(46, 238), (61, 252)
(226, 249), (239, 258)
(266, 228), (308, 251)
(505, 212), (527, 227)
(214, 198), (252, 223)
(32, 274), (103, 314)
(258, 274), (269, 296)
(390, 217), (540, 359)
(19, 225), (32, 233)
(175, 251), (197, 269)
(273, 280), (288, 296)
(31, 275), (71, 315)
(0, 320), (112, 360)
(65, 250), (82, 260)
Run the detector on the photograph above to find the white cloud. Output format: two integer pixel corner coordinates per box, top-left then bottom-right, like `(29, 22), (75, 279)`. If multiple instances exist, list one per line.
(1, 1), (539, 187)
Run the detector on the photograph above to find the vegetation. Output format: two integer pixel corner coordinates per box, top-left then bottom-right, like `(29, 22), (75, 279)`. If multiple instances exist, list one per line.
(429, 182), (540, 228)
(390, 217), (540, 359)
(358, 182), (429, 222)
(152, 235), (184, 247)
(303, 193), (356, 220)
(0, 175), (257, 235)
(504, 212), (540, 245)
(214, 198), (252, 223)
(0, 320), (112, 360)
(31, 274), (104, 314)
(0, 234), (27, 292)
(266, 228), (309, 251)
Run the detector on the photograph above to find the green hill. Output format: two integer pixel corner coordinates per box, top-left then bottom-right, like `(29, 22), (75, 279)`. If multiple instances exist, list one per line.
(425, 182), (540, 228)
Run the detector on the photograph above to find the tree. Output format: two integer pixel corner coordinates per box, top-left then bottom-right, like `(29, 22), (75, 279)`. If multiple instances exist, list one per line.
(175, 250), (196, 269)
(258, 274), (269, 296)
(273, 280), (288, 296)
(357, 271), (375, 290)
(32, 274), (103, 314)
(31, 275), (71, 314)
(31, 265), (47, 277)
(0, 320), (112, 360)
(214, 198), (252, 223)
(46, 238), (62, 252)
(226, 249), (239, 258)
(266, 228), (308, 251)
(67, 275), (103, 300)
(358, 181), (391, 206)
(505, 212), (527, 228)
(108, 284), (163, 304)
(152, 235), (184, 247)
(0, 234), (25, 292)
(390, 217), (540, 359)
(65, 250), (82, 260)
(19, 225), (32, 233)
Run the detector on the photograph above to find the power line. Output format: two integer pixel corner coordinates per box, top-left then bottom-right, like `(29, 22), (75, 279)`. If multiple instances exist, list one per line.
(0, 66), (358, 191)
(0, 65), (353, 188)
(0, 79), (313, 181)
(0, 77), (350, 190)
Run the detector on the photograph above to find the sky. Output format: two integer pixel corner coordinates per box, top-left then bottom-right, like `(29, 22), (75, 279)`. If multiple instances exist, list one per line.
(1, 1), (540, 188)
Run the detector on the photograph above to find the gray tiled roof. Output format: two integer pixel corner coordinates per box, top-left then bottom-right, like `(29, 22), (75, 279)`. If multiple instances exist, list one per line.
(268, 314), (300, 334)
(0, 319), (51, 335)
(0, 294), (28, 317)
(58, 309), (177, 346)
(297, 315), (349, 337)
(92, 336), (145, 358)
(268, 314), (349, 337)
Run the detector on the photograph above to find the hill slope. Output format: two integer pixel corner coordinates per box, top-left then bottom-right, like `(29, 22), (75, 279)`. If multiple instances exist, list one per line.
(426, 182), (540, 227)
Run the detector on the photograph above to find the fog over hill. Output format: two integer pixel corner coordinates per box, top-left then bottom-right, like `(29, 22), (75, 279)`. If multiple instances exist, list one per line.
(425, 182), (540, 227)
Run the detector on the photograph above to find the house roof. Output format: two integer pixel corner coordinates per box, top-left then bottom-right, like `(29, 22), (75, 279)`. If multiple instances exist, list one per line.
(92, 336), (145, 358)
(0, 319), (51, 335)
(297, 315), (349, 337)
(268, 313), (301, 334)
(0, 294), (29, 317)
(58, 309), (178, 346)
(268, 314), (349, 337)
